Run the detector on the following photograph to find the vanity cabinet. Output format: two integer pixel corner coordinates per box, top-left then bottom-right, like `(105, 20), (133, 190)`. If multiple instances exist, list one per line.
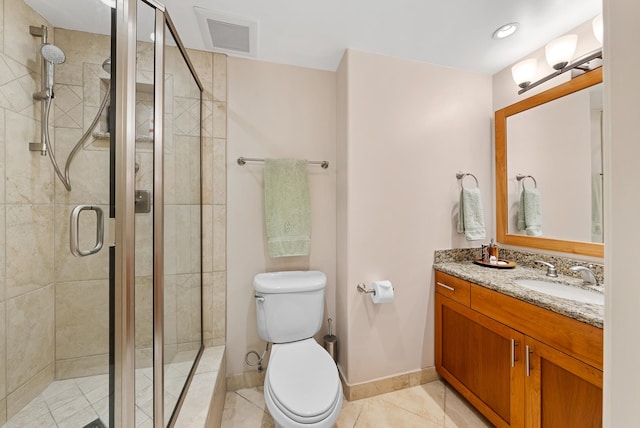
(435, 271), (603, 428)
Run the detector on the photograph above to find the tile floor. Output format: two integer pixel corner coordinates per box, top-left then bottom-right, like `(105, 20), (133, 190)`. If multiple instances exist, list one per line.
(221, 380), (494, 428)
(1, 373), (112, 428)
(0, 353), (199, 428)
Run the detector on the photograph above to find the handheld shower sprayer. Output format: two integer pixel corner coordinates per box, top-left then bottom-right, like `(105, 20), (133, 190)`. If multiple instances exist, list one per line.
(40, 43), (66, 97)
(28, 24), (111, 192)
(28, 25), (72, 188)
(29, 25), (65, 101)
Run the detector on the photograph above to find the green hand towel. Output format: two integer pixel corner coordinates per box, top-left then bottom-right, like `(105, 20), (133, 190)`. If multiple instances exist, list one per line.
(457, 187), (486, 241)
(518, 187), (543, 237)
(264, 159), (311, 257)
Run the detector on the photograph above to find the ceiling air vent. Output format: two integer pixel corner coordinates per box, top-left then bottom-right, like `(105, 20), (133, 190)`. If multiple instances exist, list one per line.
(194, 7), (257, 57)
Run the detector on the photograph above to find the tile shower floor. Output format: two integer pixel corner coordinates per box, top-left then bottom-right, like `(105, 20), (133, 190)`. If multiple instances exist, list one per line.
(222, 380), (494, 428)
(0, 360), (195, 428)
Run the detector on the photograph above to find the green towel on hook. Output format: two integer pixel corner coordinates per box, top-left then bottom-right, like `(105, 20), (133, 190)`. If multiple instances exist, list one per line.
(264, 159), (311, 257)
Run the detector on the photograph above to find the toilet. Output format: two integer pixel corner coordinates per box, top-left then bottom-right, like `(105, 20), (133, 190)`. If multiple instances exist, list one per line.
(254, 271), (343, 428)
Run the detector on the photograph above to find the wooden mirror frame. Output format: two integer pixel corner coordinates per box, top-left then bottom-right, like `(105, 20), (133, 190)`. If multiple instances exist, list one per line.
(495, 68), (604, 258)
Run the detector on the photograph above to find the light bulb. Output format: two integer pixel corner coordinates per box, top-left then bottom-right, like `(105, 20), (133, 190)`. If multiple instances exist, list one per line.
(592, 14), (603, 44)
(545, 34), (578, 70)
(511, 58), (537, 88)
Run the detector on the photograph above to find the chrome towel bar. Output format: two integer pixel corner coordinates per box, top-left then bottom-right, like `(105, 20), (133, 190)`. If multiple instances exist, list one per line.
(237, 156), (329, 169)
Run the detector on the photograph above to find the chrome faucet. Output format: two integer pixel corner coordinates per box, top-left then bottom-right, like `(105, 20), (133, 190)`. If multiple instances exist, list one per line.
(536, 260), (558, 277)
(570, 265), (600, 286)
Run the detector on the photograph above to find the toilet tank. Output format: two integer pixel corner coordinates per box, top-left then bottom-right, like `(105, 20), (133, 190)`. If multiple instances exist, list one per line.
(254, 271), (326, 343)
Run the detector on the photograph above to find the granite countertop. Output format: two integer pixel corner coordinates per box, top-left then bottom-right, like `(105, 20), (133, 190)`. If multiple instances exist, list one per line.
(433, 261), (604, 329)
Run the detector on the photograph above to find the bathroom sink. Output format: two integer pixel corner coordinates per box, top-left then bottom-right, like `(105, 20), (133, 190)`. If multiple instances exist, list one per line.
(513, 279), (604, 305)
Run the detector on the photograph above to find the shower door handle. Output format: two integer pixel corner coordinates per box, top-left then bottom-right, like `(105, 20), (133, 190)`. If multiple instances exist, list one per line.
(70, 205), (104, 257)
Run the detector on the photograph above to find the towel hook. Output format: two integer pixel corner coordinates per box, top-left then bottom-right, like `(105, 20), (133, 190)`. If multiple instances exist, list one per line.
(456, 171), (479, 189)
(516, 174), (537, 189)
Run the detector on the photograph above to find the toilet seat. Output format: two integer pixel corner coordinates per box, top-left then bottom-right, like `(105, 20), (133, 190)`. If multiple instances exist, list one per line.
(266, 339), (341, 424)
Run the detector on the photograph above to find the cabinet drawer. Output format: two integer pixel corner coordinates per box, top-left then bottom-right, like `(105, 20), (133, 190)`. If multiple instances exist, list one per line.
(435, 271), (471, 307)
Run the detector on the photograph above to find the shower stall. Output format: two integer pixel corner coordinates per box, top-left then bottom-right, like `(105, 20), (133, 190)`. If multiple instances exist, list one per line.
(0, 0), (219, 426)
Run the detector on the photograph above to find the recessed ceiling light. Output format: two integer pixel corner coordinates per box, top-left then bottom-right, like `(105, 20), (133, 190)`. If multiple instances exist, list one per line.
(100, 0), (116, 8)
(493, 22), (519, 39)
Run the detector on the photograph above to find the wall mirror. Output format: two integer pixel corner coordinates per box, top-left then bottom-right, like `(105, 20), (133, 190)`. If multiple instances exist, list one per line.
(495, 68), (604, 258)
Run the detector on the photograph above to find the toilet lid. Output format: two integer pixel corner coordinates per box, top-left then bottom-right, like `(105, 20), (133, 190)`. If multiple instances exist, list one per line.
(267, 339), (341, 423)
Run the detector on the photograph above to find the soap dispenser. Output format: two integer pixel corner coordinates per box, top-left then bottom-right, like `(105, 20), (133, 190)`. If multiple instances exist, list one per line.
(489, 239), (499, 262)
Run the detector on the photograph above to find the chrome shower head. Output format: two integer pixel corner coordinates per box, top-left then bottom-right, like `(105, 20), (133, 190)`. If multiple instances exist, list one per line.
(40, 43), (66, 64)
(102, 57), (111, 75)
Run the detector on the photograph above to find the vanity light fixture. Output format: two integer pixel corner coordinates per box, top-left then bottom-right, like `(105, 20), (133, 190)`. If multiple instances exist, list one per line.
(512, 16), (603, 95)
(545, 34), (578, 69)
(593, 14), (604, 44)
(512, 48), (601, 95)
(511, 58), (537, 88)
(493, 22), (519, 39)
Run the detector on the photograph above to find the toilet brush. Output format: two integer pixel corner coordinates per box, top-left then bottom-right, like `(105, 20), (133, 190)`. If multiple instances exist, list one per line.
(323, 318), (338, 362)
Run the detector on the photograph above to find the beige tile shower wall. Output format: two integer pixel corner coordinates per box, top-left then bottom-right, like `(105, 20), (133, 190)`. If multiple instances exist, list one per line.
(165, 44), (228, 355)
(0, 4), (226, 420)
(0, 0), (56, 422)
(187, 50), (227, 349)
(53, 27), (112, 378)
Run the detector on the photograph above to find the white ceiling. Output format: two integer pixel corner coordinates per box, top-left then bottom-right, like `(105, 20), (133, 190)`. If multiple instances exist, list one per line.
(25, 0), (601, 74)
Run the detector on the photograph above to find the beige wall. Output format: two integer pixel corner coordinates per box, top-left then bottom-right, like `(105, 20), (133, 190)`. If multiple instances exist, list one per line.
(603, 0), (640, 425)
(0, 0), (55, 421)
(226, 50), (492, 385)
(226, 57), (337, 378)
(337, 50), (492, 384)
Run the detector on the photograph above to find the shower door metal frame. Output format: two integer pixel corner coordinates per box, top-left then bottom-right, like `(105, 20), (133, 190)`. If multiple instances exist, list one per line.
(113, 0), (138, 426)
(152, 4), (166, 427)
(157, 7), (205, 428)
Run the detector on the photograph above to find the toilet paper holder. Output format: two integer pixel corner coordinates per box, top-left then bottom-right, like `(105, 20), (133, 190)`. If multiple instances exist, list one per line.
(356, 282), (395, 295)
(356, 283), (376, 295)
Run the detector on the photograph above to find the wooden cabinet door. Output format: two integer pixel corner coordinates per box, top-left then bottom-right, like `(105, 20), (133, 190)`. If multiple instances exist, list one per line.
(436, 293), (525, 428)
(524, 336), (603, 428)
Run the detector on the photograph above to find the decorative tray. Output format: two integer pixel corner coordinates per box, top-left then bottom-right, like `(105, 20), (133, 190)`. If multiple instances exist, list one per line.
(473, 259), (516, 269)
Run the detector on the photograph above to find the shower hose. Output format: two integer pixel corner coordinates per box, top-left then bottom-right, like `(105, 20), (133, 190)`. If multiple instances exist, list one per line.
(42, 84), (111, 191)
